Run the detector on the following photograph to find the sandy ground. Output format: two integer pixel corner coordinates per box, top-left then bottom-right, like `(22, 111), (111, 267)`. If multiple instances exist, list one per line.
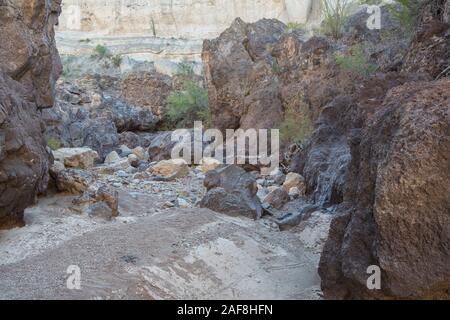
(0, 180), (330, 300)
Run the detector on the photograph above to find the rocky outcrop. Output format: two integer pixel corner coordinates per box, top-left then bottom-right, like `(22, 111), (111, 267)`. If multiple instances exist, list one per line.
(319, 78), (450, 300)
(318, 4), (450, 299)
(43, 71), (172, 160)
(0, 0), (62, 229)
(203, 18), (288, 132)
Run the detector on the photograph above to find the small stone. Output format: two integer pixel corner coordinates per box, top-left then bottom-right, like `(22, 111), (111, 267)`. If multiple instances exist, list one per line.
(198, 157), (221, 173)
(289, 187), (301, 199)
(177, 198), (190, 208)
(163, 201), (175, 208)
(132, 146), (146, 160)
(104, 151), (121, 164)
(283, 172), (306, 194)
(263, 187), (290, 209)
(116, 170), (128, 178)
(120, 145), (133, 157)
(128, 154), (139, 167)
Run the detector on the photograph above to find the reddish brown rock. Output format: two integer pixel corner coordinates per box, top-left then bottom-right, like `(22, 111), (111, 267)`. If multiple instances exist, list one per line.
(0, 0), (62, 229)
(319, 78), (450, 299)
(202, 18), (286, 132)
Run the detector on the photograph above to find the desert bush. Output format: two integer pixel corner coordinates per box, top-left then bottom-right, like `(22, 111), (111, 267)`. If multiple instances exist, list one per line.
(111, 54), (123, 67)
(166, 80), (209, 128)
(280, 95), (313, 146)
(321, 0), (353, 39)
(286, 22), (306, 31)
(93, 44), (112, 59)
(176, 60), (195, 78)
(47, 137), (61, 151)
(388, 0), (423, 33)
(335, 45), (377, 77)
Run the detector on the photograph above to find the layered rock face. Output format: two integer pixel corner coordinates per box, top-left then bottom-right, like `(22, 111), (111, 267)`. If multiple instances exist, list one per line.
(57, 0), (320, 39)
(0, 0), (62, 229)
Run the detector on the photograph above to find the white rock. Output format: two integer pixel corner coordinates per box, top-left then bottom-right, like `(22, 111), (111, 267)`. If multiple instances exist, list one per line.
(177, 198), (190, 208)
(198, 157), (221, 173)
(128, 154), (139, 167)
(150, 159), (189, 179)
(104, 151), (121, 164)
(283, 172), (306, 194)
(132, 147), (146, 160)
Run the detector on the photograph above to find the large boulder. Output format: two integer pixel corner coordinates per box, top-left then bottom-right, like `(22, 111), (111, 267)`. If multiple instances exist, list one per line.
(202, 18), (287, 132)
(0, 0), (62, 229)
(200, 165), (263, 219)
(52, 169), (96, 195)
(53, 147), (99, 169)
(149, 159), (190, 180)
(73, 184), (119, 220)
(319, 78), (450, 299)
(120, 71), (172, 119)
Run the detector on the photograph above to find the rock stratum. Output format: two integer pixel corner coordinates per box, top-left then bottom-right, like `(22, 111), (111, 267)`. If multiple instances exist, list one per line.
(57, 0), (321, 39)
(0, 0), (62, 229)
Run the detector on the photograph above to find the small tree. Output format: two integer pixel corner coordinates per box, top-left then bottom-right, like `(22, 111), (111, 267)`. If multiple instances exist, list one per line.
(321, 0), (353, 39)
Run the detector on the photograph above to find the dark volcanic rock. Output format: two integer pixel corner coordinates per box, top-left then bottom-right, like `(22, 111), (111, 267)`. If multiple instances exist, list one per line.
(319, 78), (450, 299)
(0, 0), (62, 229)
(200, 165), (263, 219)
(202, 18), (287, 132)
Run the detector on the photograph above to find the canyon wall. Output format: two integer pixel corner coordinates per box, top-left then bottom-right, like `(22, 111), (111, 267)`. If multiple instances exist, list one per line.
(0, 0), (62, 229)
(57, 0), (320, 39)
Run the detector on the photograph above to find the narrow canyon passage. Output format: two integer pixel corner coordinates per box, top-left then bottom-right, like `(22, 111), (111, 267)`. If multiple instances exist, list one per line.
(0, 175), (328, 300)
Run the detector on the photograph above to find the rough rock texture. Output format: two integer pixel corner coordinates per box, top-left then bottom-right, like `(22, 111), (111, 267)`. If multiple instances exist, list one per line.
(120, 72), (172, 119)
(319, 78), (450, 300)
(200, 165), (263, 219)
(57, 0), (320, 39)
(150, 159), (190, 181)
(43, 71), (172, 160)
(53, 147), (99, 169)
(73, 184), (119, 220)
(263, 187), (290, 210)
(52, 168), (95, 194)
(402, 1), (450, 78)
(203, 18), (287, 132)
(0, 0), (62, 229)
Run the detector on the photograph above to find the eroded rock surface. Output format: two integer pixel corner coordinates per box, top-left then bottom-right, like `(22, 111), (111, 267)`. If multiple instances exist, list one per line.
(200, 165), (263, 219)
(0, 0), (62, 229)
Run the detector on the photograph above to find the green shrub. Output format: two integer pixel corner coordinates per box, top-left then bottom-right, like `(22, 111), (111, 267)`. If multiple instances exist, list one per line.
(335, 45), (377, 77)
(286, 22), (306, 31)
(280, 95), (313, 145)
(93, 44), (111, 59)
(176, 60), (195, 78)
(387, 0), (422, 33)
(321, 0), (353, 39)
(166, 80), (209, 128)
(111, 54), (123, 67)
(47, 137), (61, 151)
